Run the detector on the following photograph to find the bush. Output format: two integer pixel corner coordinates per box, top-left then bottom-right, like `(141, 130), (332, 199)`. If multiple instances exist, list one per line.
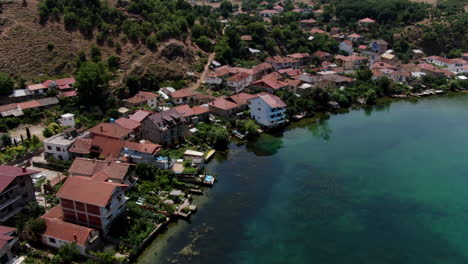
(47, 42), (54, 51)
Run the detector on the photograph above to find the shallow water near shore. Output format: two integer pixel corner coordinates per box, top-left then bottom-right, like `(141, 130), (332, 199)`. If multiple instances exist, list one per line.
(137, 93), (468, 264)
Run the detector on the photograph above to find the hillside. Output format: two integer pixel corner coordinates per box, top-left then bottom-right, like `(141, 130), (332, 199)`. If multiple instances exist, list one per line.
(0, 0), (207, 83)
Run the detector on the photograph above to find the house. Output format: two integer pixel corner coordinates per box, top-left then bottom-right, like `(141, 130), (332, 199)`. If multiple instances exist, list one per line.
(0, 166), (37, 224)
(300, 18), (316, 28)
(173, 104), (210, 124)
(249, 93), (287, 127)
(313, 51), (332, 61)
(287, 53), (310, 65)
(56, 176), (128, 234)
(68, 138), (93, 159)
(0, 104), (23, 117)
(240, 35), (253, 41)
(250, 72), (289, 94)
(120, 141), (162, 165)
(40, 205), (100, 255)
(339, 40), (353, 55)
(259, 9), (279, 17)
(357, 17), (376, 27)
(381, 53), (398, 64)
(141, 108), (189, 146)
(273, 5), (284, 12)
(43, 128), (83, 160)
(228, 93), (257, 110)
(265, 56), (300, 70)
(446, 58), (467, 73)
(335, 55), (368, 70)
(412, 49), (425, 58)
(418, 63), (453, 77)
(26, 83), (48, 95)
(169, 88), (198, 105)
(59, 113), (75, 128)
(426, 56), (450, 67)
(227, 72), (253, 93)
(252, 62), (274, 80)
(208, 98), (242, 119)
(330, 27), (341, 35)
(115, 118), (142, 140)
(370, 40), (388, 54)
(313, 9), (323, 17)
(310, 28), (327, 35)
(0, 226), (18, 263)
(88, 122), (133, 141)
(347, 33), (363, 43)
(317, 74), (353, 88)
(68, 158), (135, 184)
(123, 91), (159, 109)
(129, 110), (152, 123)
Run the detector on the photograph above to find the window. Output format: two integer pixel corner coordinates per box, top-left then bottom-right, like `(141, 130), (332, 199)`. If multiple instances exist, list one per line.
(56, 147), (61, 151)
(49, 237), (56, 243)
(22, 193), (28, 199)
(105, 204), (111, 211)
(258, 108), (261, 111)
(47, 146), (52, 150)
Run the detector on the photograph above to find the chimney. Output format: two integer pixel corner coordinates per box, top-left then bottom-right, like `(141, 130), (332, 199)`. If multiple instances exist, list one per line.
(100, 126), (103, 132)
(21, 166), (26, 173)
(73, 233), (77, 242)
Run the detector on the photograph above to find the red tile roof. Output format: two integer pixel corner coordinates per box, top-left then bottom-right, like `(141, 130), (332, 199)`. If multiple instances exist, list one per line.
(57, 176), (127, 207)
(27, 83), (46, 91)
(265, 56), (299, 64)
(68, 158), (133, 181)
(0, 166), (38, 192)
(229, 93), (257, 106)
(124, 141), (162, 155)
(170, 88), (197, 99)
(252, 73), (288, 90)
(287, 53), (310, 59)
(115, 118), (141, 131)
(124, 91), (159, 104)
(17, 100), (41, 110)
(89, 136), (125, 158)
(347, 33), (362, 38)
(69, 138), (92, 155)
(192, 105), (210, 115)
(300, 18), (316, 23)
(41, 205), (96, 246)
(310, 28), (327, 34)
(208, 98), (240, 111)
(88, 123), (132, 139)
(59, 91), (78, 98)
(255, 93), (287, 108)
(313, 51), (331, 58)
(342, 40), (353, 46)
(252, 62), (273, 72)
(358, 17), (376, 23)
(241, 35), (253, 41)
(129, 110), (152, 123)
(227, 72), (251, 82)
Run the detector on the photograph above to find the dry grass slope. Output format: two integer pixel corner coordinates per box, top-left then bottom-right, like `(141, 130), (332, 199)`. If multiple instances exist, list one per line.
(0, 0), (206, 83)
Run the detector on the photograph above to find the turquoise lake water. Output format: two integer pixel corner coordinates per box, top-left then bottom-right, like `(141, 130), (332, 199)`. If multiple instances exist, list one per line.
(138, 93), (468, 264)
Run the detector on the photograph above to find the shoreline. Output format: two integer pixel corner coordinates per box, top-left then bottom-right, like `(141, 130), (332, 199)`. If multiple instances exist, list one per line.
(132, 90), (468, 263)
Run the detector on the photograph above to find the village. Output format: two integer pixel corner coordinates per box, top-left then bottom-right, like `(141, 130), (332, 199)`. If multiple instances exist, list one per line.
(0, 0), (466, 262)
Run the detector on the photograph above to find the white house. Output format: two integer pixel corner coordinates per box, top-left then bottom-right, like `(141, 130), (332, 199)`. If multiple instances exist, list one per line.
(226, 72), (253, 93)
(43, 131), (76, 160)
(59, 113), (75, 128)
(249, 93), (287, 127)
(339, 40), (353, 55)
(447, 59), (467, 73)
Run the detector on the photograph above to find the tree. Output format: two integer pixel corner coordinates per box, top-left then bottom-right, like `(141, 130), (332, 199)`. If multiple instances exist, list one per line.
(51, 243), (80, 264)
(90, 45), (102, 62)
(364, 89), (377, 105)
(26, 127), (31, 141)
(242, 119), (260, 137)
(220, 1), (233, 18)
(125, 75), (140, 96)
(0, 73), (14, 96)
(75, 62), (111, 109)
(0, 134), (11, 147)
(25, 218), (46, 241)
(107, 55), (120, 71)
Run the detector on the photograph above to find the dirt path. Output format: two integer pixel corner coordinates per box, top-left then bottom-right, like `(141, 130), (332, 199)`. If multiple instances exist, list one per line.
(189, 51), (216, 91)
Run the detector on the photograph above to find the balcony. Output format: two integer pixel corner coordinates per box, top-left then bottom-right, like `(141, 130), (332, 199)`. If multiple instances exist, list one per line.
(271, 108), (286, 114)
(0, 195), (21, 211)
(0, 206), (23, 222)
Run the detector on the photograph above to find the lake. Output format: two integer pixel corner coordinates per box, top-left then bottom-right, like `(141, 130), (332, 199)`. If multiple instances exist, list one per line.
(138, 93), (468, 264)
